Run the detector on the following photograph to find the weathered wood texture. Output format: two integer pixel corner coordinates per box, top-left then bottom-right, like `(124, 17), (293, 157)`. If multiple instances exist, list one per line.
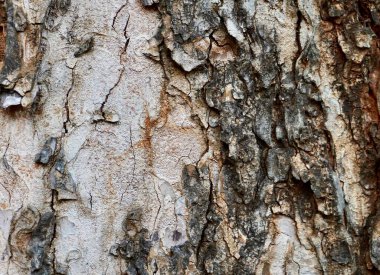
(0, 0), (379, 274)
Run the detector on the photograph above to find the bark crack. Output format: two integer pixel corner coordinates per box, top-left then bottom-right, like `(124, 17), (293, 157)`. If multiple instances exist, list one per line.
(121, 126), (136, 202)
(100, 66), (125, 121)
(63, 64), (76, 134)
(195, 163), (214, 267)
(294, 7), (303, 82)
(152, 178), (162, 231)
(49, 191), (57, 274)
(112, 1), (128, 32)
(99, 12), (129, 122)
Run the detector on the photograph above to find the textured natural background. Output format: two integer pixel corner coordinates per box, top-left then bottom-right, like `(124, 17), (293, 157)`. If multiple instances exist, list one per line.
(0, 0), (380, 274)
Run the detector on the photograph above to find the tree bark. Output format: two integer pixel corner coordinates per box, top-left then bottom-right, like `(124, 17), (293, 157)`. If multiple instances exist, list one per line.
(0, 0), (379, 274)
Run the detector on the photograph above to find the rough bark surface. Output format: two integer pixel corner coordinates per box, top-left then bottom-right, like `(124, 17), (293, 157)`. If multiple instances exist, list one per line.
(0, 0), (380, 274)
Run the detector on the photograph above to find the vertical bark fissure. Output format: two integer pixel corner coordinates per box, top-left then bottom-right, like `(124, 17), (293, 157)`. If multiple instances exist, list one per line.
(63, 65), (76, 134)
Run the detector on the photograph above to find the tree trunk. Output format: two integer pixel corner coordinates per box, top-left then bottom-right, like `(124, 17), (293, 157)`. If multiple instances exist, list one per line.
(0, 0), (379, 274)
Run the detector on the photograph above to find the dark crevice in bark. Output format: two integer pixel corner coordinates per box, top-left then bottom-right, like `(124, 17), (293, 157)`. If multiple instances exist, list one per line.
(49, 190), (57, 275)
(294, 9), (303, 82)
(63, 64), (75, 134)
(100, 66), (125, 122)
(195, 168), (214, 268)
(112, 0), (128, 32)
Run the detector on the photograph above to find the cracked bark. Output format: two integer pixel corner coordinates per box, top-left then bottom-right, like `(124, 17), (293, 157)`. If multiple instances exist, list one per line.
(1, 0), (380, 274)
